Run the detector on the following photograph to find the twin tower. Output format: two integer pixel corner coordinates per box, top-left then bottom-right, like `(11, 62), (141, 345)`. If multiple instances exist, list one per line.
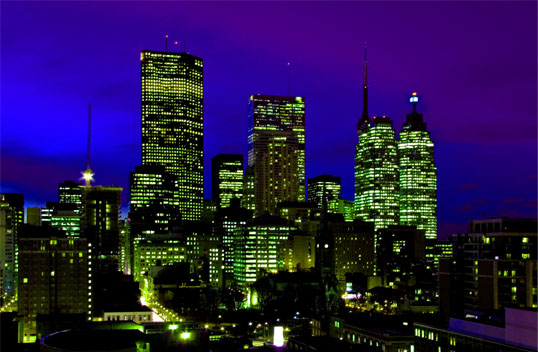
(355, 48), (437, 239)
(139, 47), (436, 239)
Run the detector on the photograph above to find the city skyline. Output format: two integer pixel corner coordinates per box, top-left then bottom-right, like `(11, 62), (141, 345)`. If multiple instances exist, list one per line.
(1, 1), (536, 239)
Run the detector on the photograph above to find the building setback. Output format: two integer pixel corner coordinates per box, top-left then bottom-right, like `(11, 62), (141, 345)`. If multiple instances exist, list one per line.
(398, 93), (437, 240)
(248, 95), (305, 215)
(141, 50), (203, 221)
(212, 154), (244, 210)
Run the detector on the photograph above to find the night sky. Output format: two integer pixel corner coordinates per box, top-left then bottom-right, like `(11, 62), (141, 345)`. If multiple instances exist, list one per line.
(1, 1), (536, 238)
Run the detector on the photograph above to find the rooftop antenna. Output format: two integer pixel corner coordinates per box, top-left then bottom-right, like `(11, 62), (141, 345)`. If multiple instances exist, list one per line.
(165, 35), (169, 52)
(184, 39), (186, 53)
(287, 61), (291, 96)
(174, 40), (179, 51)
(362, 42), (368, 119)
(82, 104), (94, 186)
(410, 92), (419, 113)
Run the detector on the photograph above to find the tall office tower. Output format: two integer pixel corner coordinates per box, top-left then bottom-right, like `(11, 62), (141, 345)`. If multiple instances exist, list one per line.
(58, 181), (84, 214)
(398, 93), (437, 239)
(83, 186), (122, 273)
(141, 50), (203, 221)
(248, 95), (305, 215)
(129, 165), (179, 240)
(308, 175), (341, 213)
(354, 49), (399, 231)
(17, 225), (91, 342)
(212, 154), (244, 210)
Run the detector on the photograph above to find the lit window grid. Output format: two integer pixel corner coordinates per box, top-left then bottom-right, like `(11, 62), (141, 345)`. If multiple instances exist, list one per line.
(399, 131), (437, 239)
(248, 96), (306, 205)
(354, 122), (399, 231)
(141, 50), (203, 221)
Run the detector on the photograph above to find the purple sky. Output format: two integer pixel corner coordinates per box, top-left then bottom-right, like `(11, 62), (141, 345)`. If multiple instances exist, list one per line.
(1, 1), (536, 238)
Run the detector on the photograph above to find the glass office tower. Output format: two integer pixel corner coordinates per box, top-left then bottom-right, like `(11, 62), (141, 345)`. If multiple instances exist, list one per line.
(141, 50), (203, 221)
(354, 49), (399, 230)
(399, 93), (437, 239)
(248, 95), (305, 215)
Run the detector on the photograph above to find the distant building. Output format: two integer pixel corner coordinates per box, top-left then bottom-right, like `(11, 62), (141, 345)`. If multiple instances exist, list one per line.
(234, 214), (296, 289)
(337, 199), (355, 222)
(280, 231), (316, 272)
(50, 204), (82, 237)
(276, 201), (321, 233)
(212, 154), (244, 210)
(83, 186), (122, 273)
(0, 194), (24, 303)
(308, 175), (341, 213)
(58, 181), (84, 215)
(331, 219), (376, 290)
(376, 225), (426, 285)
(134, 239), (187, 283)
(241, 166), (255, 212)
(214, 200), (253, 287)
(141, 50), (204, 221)
(399, 93), (437, 240)
(129, 165), (180, 241)
(17, 225), (91, 342)
(248, 95), (305, 215)
(26, 207), (42, 226)
(439, 218), (537, 321)
(0, 199), (16, 301)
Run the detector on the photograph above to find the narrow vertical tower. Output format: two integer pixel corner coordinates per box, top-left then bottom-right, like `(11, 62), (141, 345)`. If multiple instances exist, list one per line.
(354, 47), (399, 231)
(82, 104), (94, 186)
(398, 92), (437, 239)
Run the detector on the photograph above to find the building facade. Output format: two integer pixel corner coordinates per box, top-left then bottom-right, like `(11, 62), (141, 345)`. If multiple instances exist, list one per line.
(17, 225), (91, 342)
(141, 50), (203, 221)
(212, 154), (244, 210)
(308, 175), (341, 214)
(248, 95), (305, 215)
(398, 93), (437, 239)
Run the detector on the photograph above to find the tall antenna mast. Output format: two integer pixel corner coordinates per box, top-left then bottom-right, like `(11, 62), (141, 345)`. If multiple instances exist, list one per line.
(362, 42), (368, 119)
(165, 35), (169, 52)
(82, 104), (94, 186)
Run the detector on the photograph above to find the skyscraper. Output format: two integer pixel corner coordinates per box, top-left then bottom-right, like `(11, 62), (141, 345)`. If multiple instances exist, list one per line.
(398, 93), (437, 239)
(141, 50), (203, 221)
(354, 48), (399, 231)
(248, 95), (305, 215)
(212, 154), (244, 210)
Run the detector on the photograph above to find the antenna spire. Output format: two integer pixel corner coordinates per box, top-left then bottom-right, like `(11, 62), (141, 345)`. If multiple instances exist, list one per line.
(165, 35), (169, 52)
(82, 104), (94, 186)
(362, 42), (368, 119)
